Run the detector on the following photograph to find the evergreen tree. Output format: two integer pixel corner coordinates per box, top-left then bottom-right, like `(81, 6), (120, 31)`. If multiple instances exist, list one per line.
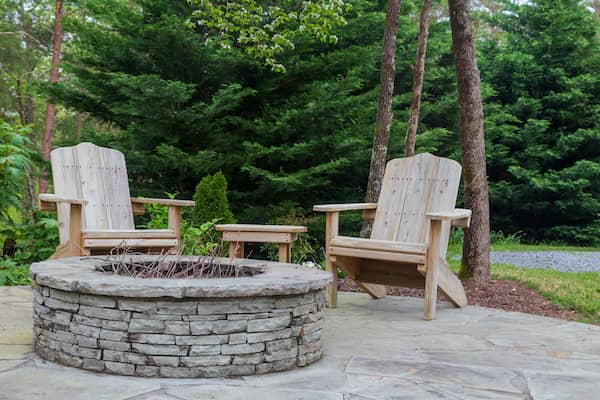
(480, 0), (600, 244)
(192, 171), (235, 225)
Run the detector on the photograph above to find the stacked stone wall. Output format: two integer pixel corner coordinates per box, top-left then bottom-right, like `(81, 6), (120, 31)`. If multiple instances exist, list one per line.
(33, 286), (325, 377)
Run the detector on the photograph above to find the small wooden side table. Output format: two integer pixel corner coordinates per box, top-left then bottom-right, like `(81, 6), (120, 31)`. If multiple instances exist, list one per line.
(215, 224), (307, 263)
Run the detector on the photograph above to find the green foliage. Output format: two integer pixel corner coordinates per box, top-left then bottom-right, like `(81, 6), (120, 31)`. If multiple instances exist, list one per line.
(0, 259), (30, 286)
(140, 192), (180, 230)
(192, 171), (235, 226)
(139, 192), (222, 256)
(260, 207), (321, 264)
(0, 212), (60, 286)
(479, 0), (600, 245)
(0, 121), (34, 223)
(187, 0), (351, 72)
(181, 219), (222, 256)
(46, 0), (600, 247)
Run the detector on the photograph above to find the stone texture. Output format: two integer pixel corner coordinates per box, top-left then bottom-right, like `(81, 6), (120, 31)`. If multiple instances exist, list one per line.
(131, 343), (189, 356)
(247, 315), (291, 332)
(228, 333), (247, 344)
(180, 355), (232, 367)
(44, 297), (79, 312)
(157, 301), (197, 315)
(129, 333), (175, 344)
(189, 321), (212, 335)
(189, 345), (222, 356)
(221, 343), (265, 355)
(148, 356), (179, 367)
(164, 321), (190, 335)
(118, 300), (157, 313)
(128, 319), (165, 333)
(29, 257), (331, 378)
(99, 339), (131, 352)
(99, 329), (128, 341)
(176, 335), (228, 346)
(105, 361), (135, 376)
(79, 305), (131, 322)
(247, 328), (292, 344)
(79, 294), (116, 308)
(8, 287), (600, 398)
(49, 288), (79, 303)
(212, 320), (247, 334)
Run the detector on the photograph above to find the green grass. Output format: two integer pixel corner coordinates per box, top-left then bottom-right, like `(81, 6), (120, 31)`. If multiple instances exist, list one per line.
(447, 244), (600, 325)
(491, 264), (600, 324)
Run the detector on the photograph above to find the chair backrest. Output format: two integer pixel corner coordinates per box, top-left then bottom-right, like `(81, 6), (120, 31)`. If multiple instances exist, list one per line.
(51, 142), (135, 243)
(371, 153), (462, 245)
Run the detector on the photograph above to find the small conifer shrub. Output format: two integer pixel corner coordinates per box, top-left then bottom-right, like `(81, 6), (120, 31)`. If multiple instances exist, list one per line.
(192, 171), (235, 226)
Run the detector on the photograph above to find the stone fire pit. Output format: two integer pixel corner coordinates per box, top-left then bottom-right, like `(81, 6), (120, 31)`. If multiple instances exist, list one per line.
(29, 257), (332, 378)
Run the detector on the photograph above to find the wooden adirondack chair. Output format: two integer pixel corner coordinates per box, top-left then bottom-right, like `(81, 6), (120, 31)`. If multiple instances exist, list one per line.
(38, 142), (194, 258)
(314, 153), (471, 320)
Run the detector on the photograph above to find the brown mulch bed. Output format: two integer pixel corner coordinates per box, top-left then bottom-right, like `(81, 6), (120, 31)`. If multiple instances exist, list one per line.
(338, 277), (582, 321)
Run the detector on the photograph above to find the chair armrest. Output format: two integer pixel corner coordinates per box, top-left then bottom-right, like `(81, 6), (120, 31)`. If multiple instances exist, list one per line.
(39, 194), (85, 212)
(426, 209), (471, 228)
(131, 197), (195, 207)
(39, 194), (85, 204)
(313, 203), (377, 213)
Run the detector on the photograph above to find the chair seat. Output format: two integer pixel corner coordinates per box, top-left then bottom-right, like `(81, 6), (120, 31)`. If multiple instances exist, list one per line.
(330, 236), (427, 264)
(82, 229), (177, 239)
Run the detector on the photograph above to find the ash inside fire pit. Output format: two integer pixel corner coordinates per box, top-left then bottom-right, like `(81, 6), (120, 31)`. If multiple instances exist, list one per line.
(96, 257), (263, 279)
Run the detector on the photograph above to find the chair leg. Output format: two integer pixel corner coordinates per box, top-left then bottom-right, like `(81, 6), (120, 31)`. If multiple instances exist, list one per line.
(325, 212), (339, 308)
(424, 219), (442, 320)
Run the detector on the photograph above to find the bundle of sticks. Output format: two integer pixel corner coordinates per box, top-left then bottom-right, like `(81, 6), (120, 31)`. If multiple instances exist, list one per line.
(98, 242), (252, 279)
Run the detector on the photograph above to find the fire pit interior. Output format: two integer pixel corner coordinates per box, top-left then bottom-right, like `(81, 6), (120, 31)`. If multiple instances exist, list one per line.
(29, 256), (332, 378)
(96, 257), (263, 279)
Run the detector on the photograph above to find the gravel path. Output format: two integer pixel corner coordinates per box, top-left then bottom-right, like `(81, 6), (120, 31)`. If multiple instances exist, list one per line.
(490, 251), (600, 273)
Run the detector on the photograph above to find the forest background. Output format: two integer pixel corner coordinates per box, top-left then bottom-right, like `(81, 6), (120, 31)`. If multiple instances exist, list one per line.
(1, 0), (598, 270)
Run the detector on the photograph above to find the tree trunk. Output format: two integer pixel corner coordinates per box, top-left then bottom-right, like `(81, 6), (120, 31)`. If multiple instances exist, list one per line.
(40, 0), (64, 193)
(15, 79), (25, 125)
(76, 112), (83, 142)
(361, 0), (401, 238)
(448, 0), (491, 281)
(404, 0), (432, 157)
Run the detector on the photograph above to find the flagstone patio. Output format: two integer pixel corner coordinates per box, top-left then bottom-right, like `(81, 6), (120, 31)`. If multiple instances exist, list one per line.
(1, 285), (599, 399)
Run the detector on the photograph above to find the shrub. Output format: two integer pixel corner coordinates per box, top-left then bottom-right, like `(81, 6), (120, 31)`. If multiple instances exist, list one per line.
(0, 120), (34, 223)
(139, 193), (222, 256)
(0, 212), (60, 286)
(192, 171), (235, 226)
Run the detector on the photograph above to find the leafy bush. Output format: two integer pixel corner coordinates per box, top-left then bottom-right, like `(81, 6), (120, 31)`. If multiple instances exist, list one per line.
(0, 259), (29, 286)
(192, 171), (235, 226)
(261, 208), (322, 264)
(181, 219), (222, 256)
(139, 194), (222, 256)
(0, 212), (60, 286)
(0, 120), (34, 222)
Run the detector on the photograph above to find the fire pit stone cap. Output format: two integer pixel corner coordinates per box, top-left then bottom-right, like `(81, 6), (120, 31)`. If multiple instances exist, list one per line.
(29, 256), (333, 299)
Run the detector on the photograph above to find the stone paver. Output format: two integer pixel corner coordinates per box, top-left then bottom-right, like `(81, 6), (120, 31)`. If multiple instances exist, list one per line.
(1, 287), (600, 399)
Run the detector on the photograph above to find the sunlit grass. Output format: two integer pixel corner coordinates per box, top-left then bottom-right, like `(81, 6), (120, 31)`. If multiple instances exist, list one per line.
(447, 245), (600, 325)
(491, 264), (600, 324)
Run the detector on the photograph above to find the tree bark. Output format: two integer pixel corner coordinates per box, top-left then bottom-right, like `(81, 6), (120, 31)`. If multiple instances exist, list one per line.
(76, 112), (83, 142)
(361, 0), (401, 238)
(15, 78), (25, 125)
(404, 0), (432, 157)
(448, 0), (491, 280)
(40, 0), (64, 193)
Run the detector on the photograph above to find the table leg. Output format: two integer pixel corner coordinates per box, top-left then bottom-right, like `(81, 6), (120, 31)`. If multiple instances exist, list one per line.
(277, 243), (291, 263)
